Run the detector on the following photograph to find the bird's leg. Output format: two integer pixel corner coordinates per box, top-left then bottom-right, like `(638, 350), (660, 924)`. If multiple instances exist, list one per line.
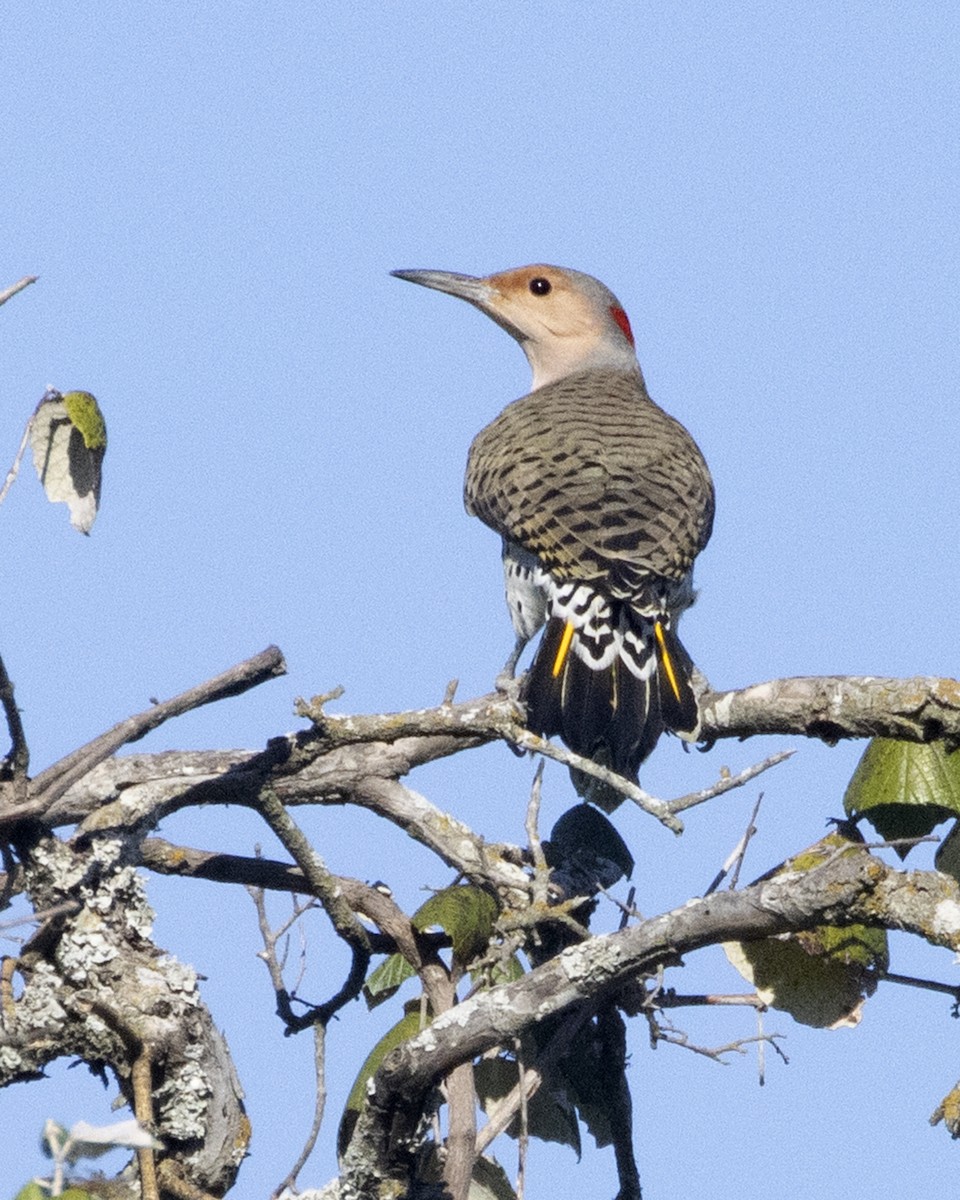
(495, 634), (528, 696)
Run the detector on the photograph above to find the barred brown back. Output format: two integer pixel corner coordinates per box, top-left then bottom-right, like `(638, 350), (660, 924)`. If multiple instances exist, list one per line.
(466, 367), (714, 808)
(465, 368), (714, 605)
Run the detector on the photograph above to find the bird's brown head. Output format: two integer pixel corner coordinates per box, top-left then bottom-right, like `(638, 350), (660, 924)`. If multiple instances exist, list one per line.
(392, 263), (640, 390)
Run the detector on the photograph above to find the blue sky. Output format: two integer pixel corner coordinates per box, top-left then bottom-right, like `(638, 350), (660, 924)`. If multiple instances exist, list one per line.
(3, 4), (959, 1196)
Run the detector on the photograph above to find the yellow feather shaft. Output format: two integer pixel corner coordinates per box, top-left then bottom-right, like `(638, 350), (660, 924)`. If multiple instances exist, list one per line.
(552, 620), (576, 678)
(654, 620), (682, 701)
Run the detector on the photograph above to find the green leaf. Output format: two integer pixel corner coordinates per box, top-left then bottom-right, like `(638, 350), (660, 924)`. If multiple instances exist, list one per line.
(844, 739), (960, 855)
(12, 1187), (93, 1200)
(472, 953), (525, 989)
(725, 833), (889, 1028)
(14, 1184), (49, 1200)
(469, 1156), (518, 1200)
(474, 1055), (581, 1154)
(413, 885), (498, 966)
(413, 1146), (518, 1200)
(725, 920), (889, 1029)
(61, 391), (107, 450)
(365, 889), (514, 1008)
(338, 1004), (427, 1158)
(29, 389), (106, 533)
(364, 951), (416, 1008)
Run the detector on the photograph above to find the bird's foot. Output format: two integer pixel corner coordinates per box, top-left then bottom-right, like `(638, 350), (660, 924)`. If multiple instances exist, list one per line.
(494, 667), (524, 701)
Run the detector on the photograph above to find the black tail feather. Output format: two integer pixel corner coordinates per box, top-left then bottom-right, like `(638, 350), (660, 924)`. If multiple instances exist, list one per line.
(521, 616), (568, 736)
(523, 616), (661, 787)
(651, 619), (700, 737)
(521, 613), (700, 809)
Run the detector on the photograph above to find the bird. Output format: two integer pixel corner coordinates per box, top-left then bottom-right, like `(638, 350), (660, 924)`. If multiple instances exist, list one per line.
(392, 264), (715, 808)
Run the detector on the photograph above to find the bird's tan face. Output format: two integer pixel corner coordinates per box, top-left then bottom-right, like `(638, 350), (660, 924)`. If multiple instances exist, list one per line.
(484, 265), (612, 343)
(392, 262), (639, 390)
(481, 265), (635, 389)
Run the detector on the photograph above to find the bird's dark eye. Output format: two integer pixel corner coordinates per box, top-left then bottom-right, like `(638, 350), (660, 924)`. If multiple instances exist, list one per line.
(529, 277), (552, 296)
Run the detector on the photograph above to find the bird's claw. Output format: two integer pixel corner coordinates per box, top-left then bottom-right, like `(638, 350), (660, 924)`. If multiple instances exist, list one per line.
(494, 669), (524, 701)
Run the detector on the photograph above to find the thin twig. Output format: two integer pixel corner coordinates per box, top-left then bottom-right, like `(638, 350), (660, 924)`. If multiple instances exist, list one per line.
(516, 1040), (528, 1200)
(656, 991), (770, 1010)
(667, 750), (794, 816)
(861, 835), (941, 851)
(156, 1163), (223, 1200)
(0, 899), (81, 931)
(132, 1047), (160, 1200)
(652, 1020), (786, 1064)
(620, 885), (637, 930)
(476, 1006), (592, 1153)
(876, 969), (960, 1003)
(0, 412), (36, 522)
(729, 792), (765, 890)
(248, 883), (317, 1006)
(18, 646), (287, 818)
(476, 1060), (542, 1156)
(510, 728), (683, 831)
(524, 762), (546, 868)
(0, 275), (37, 307)
(0, 655), (29, 788)
(524, 762), (550, 906)
(271, 1022), (327, 1198)
(255, 790), (371, 1027)
(704, 792), (765, 895)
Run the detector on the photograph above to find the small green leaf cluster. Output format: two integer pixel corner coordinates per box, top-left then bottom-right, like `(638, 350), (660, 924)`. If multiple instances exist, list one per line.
(845, 738), (960, 873)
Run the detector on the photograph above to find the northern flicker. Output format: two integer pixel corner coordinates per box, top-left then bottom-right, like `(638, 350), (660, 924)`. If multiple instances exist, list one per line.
(392, 264), (714, 806)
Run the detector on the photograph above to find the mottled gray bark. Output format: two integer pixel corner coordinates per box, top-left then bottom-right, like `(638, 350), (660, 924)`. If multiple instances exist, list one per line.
(2, 651), (959, 1198)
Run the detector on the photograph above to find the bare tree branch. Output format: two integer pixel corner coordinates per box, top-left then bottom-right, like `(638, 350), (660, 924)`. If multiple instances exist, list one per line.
(3, 657), (960, 1196)
(143, 836), (310, 892)
(271, 1022), (328, 1199)
(699, 674), (960, 746)
(0, 653), (29, 791)
(340, 845), (960, 1196)
(0, 275), (37, 307)
(22, 672), (958, 854)
(254, 790), (371, 1027)
(38, 746), (532, 897)
(1, 646), (287, 825)
(668, 753), (791, 817)
(705, 792), (765, 895)
(650, 1020), (785, 1064)
(1, 825), (249, 1197)
(0, 409), (37, 529)
(142, 835), (444, 964)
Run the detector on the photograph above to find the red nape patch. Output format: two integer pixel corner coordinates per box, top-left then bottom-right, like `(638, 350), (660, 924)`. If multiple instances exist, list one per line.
(609, 305), (634, 346)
